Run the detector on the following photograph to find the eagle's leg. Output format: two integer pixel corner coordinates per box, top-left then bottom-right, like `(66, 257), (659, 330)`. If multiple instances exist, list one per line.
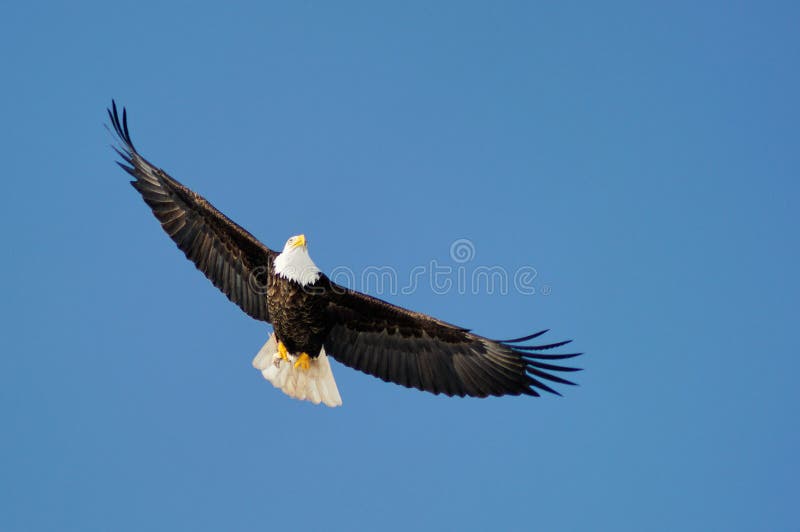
(294, 353), (311, 370)
(277, 341), (290, 362)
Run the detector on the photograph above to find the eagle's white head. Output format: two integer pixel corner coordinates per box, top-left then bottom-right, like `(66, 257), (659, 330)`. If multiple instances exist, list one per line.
(274, 234), (321, 287)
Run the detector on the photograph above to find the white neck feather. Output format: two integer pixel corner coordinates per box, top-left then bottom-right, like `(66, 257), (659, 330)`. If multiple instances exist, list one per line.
(274, 247), (321, 286)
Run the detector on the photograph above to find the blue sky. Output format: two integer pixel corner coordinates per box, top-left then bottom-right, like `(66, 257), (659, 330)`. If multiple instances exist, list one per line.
(2, 2), (798, 530)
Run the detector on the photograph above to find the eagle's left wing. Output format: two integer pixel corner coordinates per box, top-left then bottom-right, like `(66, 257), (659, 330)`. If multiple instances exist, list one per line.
(322, 280), (581, 398)
(108, 101), (276, 322)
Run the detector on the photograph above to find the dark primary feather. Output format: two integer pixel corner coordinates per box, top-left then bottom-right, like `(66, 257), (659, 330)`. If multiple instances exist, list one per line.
(322, 280), (582, 398)
(108, 101), (276, 322)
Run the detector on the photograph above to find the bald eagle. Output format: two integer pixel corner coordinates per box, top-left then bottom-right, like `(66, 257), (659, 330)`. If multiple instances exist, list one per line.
(108, 101), (581, 407)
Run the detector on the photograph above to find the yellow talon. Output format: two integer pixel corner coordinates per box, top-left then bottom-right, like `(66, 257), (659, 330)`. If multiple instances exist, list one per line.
(294, 353), (311, 370)
(277, 341), (290, 362)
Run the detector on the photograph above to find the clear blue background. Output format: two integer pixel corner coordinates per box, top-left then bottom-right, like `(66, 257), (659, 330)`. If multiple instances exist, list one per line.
(2, 2), (798, 531)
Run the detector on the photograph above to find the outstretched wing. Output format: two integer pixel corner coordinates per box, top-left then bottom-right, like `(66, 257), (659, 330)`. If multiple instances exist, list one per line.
(322, 281), (582, 398)
(108, 101), (276, 322)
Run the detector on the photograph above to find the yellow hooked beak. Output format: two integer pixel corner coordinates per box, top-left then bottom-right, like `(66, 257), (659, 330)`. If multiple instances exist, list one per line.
(292, 234), (307, 249)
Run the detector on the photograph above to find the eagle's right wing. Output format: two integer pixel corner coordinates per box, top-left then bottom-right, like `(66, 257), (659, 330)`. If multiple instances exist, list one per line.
(322, 280), (581, 398)
(109, 101), (276, 323)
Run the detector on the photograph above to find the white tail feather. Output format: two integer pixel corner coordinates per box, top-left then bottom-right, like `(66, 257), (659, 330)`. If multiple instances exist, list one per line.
(252, 333), (343, 407)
